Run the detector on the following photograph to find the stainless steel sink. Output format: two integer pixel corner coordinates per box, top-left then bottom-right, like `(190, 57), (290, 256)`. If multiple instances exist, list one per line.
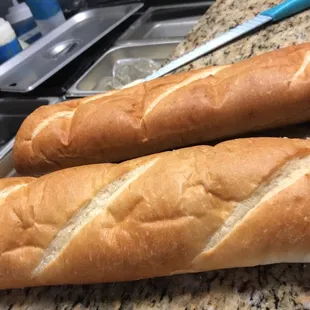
(117, 2), (213, 41)
(67, 40), (180, 97)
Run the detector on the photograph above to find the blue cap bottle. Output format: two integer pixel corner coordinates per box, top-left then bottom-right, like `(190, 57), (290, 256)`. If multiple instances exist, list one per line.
(6, 0), (42, 48)
(25, 0), (66, 36)
(0, 18), (22, 65)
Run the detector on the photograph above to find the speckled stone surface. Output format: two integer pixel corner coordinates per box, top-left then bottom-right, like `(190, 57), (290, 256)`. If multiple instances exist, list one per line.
(2, 264), (310, 310)
(3, 1), (310, 309)
(167, 0), (310, 71)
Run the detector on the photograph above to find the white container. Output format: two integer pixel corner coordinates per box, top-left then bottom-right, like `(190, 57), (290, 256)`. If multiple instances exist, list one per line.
(6, 0), (41, 48)
(0, 18), (22, 64)
(26, 0), (66, 36)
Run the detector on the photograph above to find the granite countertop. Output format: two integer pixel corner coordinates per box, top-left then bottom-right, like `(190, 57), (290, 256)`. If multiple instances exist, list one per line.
(2, 264), (310, 310)
(3, 1), (310, 309)
(167, 0), (310, 70)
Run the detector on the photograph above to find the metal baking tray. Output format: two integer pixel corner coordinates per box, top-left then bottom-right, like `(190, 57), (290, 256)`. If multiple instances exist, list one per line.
(0, 4), (143, 94)
(66, 39), (180, 97)
(117, 2), (213, 42)
(0, 97), (61, 178)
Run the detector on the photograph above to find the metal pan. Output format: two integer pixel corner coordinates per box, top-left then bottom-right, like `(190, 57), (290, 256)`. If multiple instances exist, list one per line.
(117, 2), (213, 42)
(0, 4), (143, 93)
(66, 39), (180, 97)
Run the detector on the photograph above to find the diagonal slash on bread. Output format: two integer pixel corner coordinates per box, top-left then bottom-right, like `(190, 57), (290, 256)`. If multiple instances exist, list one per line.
(33, 158), (159, 275)
(204, 155), (310, 252)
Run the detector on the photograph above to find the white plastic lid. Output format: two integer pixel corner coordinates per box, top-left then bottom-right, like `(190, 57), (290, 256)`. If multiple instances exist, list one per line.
(0, 18), (16, 46)
(6, 0), (33, 25)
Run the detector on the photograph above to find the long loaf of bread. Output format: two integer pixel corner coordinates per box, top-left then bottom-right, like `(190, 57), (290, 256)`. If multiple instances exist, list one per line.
(14, 43), (310, 175)
(3, 137), (310, 289)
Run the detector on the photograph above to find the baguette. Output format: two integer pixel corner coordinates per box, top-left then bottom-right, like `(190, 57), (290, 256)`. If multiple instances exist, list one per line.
(3, 137), (310, 289)
(14, 43), (310, 175)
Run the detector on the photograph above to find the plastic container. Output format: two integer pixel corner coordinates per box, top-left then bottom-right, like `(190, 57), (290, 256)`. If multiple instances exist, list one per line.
(6, 0), (42, 47)
(0, 18), (22, 65)
(26, 0), (66, 36)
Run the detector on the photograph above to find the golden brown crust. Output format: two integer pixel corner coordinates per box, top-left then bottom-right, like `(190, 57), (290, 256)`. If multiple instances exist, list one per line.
(13, 43), (310, 175)
(3, 138), (310, 289)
